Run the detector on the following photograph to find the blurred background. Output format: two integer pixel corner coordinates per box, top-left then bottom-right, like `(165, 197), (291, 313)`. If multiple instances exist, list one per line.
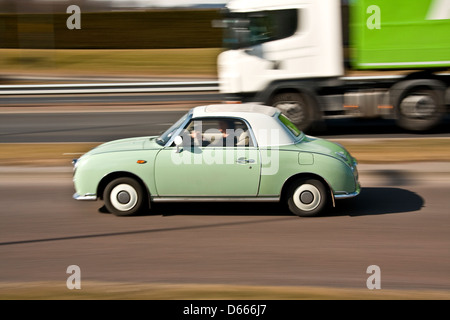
(0, 0), (225, 80)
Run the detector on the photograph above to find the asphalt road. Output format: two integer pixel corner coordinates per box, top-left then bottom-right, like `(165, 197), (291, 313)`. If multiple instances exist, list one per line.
(0, 167), (449, 291)
(1, 108), (450, 143)
(0, 110), (186, 143)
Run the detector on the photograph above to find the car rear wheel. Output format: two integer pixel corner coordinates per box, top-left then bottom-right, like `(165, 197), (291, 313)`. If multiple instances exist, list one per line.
(103, 177), (146, 216)
(287, 178), (327, 217)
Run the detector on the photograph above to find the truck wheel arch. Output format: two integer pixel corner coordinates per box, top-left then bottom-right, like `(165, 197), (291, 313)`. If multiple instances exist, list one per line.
(266, 86), (322, 132)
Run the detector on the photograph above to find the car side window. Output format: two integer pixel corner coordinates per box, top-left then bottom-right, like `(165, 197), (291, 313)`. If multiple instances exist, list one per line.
(180, 118), (253, 148)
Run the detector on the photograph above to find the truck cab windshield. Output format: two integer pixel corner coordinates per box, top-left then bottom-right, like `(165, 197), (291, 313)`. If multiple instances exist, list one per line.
(222, 9), (298, 49)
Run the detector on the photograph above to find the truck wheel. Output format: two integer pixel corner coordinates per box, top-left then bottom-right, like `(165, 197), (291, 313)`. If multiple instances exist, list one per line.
(271, 92), (314, 131)
(287, 178), (327, 217)
(396, 88), (444, 132)
(103, 177), (146, 216)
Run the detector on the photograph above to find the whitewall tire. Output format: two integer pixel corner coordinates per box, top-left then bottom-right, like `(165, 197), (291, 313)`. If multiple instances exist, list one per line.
(287, 178), (327, 217)
(103, 177), (146, 216)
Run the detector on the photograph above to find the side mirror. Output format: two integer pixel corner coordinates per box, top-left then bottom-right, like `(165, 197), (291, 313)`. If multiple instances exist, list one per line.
(174, 135), (183, 153)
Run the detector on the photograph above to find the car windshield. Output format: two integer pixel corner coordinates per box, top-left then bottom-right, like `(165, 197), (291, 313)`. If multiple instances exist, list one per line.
(156, 112), (190, 146)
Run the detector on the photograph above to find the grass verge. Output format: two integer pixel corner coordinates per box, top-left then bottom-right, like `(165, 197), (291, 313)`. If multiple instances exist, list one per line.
(0, 48), (221, 80)
(1, 282), (449, 300)
(1, 138), (450, 167)
(330, 137), (450, 164)
(0, 143), (99, 166)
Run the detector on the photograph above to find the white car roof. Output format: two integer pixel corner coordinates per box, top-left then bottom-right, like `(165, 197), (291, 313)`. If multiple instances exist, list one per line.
(192, 103), (277, 116)
(191, 104), (300, 147)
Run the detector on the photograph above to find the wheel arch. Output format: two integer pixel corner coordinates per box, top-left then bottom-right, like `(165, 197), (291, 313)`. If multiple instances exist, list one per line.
(267, 86), (320, 110)
(263, 84), (323, 132)
(389, 78), (447, 131)
(390, 78), (446, 108)
(97, 171), (151, 208)
(280, 172), (335, 207)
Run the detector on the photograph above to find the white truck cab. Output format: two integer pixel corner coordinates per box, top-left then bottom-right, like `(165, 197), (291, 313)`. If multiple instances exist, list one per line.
(217, 0), (450, 132)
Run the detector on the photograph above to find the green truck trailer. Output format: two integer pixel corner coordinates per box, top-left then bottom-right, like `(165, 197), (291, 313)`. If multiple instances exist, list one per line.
(217, 0), (450, 131)
(352, 0), (449, 69)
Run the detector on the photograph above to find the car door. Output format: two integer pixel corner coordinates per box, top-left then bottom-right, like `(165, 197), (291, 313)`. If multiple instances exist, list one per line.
(154, 117), (260, 197)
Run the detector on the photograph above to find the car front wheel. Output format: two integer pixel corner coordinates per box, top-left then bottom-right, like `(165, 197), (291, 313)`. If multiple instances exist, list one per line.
(287, 178), (327, 217)
(103, 177), (146, 216)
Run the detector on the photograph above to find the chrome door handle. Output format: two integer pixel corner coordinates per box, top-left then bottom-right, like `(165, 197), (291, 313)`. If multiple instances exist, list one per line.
(236, 157), (255, 164)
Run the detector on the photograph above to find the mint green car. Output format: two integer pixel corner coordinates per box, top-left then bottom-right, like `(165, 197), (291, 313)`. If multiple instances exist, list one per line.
(73, 104), (360, 217)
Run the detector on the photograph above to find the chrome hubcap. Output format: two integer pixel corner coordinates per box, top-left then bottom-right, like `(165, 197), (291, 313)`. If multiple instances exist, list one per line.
(117, 191), (131, 204)
(293, 184), (321, 212)
(300, 190), (314, 204)
(110, 184), (138, 211)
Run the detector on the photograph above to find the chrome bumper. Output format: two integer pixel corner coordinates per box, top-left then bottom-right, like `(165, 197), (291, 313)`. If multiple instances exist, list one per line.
(334, 182), (361, 199)
(73, 193), (97, 201)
